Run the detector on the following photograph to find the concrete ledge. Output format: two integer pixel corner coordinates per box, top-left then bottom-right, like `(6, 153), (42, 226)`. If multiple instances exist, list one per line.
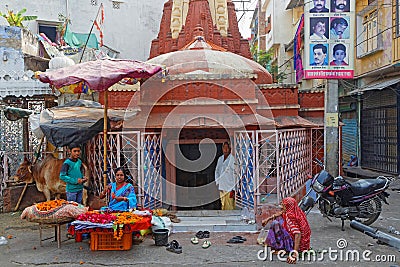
(343, 166), (394, 178)
(2, 184), (46, 212)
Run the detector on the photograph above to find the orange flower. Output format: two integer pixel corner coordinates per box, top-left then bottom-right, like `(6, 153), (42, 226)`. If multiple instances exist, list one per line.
(36, 199), (67, 211)
(112, 212), (146, 240)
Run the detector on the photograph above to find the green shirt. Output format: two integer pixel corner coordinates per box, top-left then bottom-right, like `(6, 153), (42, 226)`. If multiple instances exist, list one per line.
(59, 158), (84, 193)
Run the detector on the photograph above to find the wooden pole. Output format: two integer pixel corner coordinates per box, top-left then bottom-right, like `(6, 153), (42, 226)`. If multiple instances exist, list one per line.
(79, 3), (102, 63)
(103, 90), (108, 205)
(14, 183), (29, 212)
(14, 135), (45, 211)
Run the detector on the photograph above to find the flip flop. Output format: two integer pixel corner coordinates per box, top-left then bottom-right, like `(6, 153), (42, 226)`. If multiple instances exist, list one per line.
(202, 240), (211, 249)
(227, 238), (244, 243)
(166, 240), (182, 254)
(190, 236), (199, 244)
(233, 236), (247, 241)
(203, 231), (210, 238)
(195, 231), (204, 239)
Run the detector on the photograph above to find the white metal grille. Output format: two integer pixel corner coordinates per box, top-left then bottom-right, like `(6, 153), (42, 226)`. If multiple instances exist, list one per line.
(256, 131), (278, 204)
(0, 104), (24, 152)
(27, 100), (46, 153)
(234, 131), (255, 209)
(276, 129), (312, 203)
(312, 128), (324, 175)
(86, 132), (140, 196)
(141, 132), (162, 209)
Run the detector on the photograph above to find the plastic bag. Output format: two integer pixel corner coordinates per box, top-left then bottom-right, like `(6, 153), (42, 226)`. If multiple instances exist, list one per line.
(241, 207), (250, 222)
(151, 215), (172, 236)
(257, 228), (268, 245)
(0, 236), (8, 245)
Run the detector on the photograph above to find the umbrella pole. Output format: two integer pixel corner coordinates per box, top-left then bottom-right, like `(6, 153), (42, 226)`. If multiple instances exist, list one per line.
(103, 90), (108, 205)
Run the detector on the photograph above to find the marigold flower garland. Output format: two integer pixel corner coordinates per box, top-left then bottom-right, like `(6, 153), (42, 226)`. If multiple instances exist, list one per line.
(35, 199), (67, 211)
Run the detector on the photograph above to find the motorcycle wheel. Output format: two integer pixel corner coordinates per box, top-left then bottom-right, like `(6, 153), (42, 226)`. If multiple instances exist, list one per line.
(350, 197), (382, 226)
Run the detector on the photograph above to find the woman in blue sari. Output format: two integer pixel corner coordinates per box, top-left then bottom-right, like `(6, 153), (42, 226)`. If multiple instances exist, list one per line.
(99, 167), (137, 211)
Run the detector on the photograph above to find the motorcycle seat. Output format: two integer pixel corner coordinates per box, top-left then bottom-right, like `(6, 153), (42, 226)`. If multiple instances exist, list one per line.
(349, 178), (387, 196)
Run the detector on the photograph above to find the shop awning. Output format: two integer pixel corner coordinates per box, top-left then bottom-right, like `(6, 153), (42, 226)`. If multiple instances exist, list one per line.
(349, 76), (400, 95)
(286, 0), (303, 10)
(3, 107), (34, 121)
(274, 116), (319, 128)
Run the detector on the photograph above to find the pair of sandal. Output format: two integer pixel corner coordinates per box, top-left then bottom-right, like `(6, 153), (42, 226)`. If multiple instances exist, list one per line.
(191, 237), (211, 249)
(166, 240), (182, 254)
(195, 230), (210, 239)
(227, 235), (247, 244)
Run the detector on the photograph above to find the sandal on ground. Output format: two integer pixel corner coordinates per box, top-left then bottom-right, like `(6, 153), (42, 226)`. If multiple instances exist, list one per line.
(227, 238), (244, 243)
(202, 240), (211, 249)
(166, 240), (182, 254)
(195, 231), (204, 239)
(170, 217), (181, 223)
(232, 236), (247, 241)
(190, 237), (199, 244)
(203, 230), (210, 238)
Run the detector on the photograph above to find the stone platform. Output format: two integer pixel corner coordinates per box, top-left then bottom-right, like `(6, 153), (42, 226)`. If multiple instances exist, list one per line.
(172, 210), (257, 233)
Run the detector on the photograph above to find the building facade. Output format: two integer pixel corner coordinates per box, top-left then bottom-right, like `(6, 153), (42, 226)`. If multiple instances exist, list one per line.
(254, 0), (400, 175)
(347, 0), (400, 174)
(1, 0), (165, 61)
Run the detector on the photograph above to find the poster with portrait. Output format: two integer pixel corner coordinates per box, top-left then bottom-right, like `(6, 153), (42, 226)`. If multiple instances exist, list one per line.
(329, 43), (348, 66)
(310, 17), (329, 40)
(303, 0), (355, 79)
(310, 43), (329, 66)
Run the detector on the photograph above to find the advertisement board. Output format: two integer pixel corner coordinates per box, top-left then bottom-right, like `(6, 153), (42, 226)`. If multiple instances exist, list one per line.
(304, 0), (355, 79)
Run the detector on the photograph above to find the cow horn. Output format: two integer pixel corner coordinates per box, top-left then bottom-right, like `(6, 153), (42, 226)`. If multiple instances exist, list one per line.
(28, 166), (32, 173)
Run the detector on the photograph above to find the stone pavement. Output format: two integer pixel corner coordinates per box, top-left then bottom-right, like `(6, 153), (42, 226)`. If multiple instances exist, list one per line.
(0, 186), (400, 266)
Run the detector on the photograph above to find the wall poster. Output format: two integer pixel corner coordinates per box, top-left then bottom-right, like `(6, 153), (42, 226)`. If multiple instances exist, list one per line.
(304, 0), (355, 79)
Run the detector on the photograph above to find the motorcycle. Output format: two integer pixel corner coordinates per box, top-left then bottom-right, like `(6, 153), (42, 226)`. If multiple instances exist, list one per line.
(299, 168), (394, 230)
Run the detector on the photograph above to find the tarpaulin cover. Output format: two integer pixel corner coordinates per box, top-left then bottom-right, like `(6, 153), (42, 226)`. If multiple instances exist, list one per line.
(39, 100), (138, 148)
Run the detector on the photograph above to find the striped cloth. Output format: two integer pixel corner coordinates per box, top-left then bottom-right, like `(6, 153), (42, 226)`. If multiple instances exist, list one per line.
(71, 220), (113, 231)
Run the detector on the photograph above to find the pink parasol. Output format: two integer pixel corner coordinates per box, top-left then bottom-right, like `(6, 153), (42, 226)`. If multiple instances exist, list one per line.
(37, 58), (162, 91)
(37, 58), (163, 190)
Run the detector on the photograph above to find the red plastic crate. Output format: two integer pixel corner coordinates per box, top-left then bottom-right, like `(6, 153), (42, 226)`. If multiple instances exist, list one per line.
(90, 231), (132, 251)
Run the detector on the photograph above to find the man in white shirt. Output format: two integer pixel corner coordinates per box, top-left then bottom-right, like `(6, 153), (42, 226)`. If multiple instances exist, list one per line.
(310, 18), (328, 40)
(215, 141), (235, 210)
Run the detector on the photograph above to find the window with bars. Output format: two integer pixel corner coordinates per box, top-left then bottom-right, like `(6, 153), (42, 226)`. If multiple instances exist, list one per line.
(357, 9), (382, 57)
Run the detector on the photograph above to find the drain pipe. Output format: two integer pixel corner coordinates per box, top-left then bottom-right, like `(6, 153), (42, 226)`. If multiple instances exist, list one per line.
(357, 91), (361, 166)
(65, 0), (69, 18)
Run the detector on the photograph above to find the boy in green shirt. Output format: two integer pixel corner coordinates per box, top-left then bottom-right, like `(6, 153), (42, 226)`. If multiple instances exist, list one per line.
(60, 144), (87, 204)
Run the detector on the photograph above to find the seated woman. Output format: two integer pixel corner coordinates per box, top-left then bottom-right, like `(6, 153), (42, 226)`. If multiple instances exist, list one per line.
(99, 167), (137, 211)
(262, 197), (311, 264)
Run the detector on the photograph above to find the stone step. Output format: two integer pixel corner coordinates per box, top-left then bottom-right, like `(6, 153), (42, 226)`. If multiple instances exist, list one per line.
(171, 212), (257, 233)
(175, 210), (242, 217)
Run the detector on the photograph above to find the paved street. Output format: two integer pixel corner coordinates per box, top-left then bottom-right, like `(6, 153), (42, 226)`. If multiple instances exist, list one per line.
(0, 184), (399, 267)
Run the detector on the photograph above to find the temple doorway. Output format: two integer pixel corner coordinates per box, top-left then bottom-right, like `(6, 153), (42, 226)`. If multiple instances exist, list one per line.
(175, 143), (222, 210)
